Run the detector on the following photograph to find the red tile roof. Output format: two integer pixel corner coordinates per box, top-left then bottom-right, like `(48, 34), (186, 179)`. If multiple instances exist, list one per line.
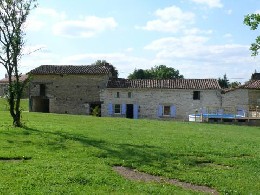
(240, 80), (260, 89)
(0, 75), (28, 84)
(107, 78), (221, 89)
(29, 65), (112, 75)
(223, 80), (260, 93)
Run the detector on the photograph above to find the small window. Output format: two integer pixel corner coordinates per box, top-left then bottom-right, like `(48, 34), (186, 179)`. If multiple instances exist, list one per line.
(40, 84), (46, 96)
(114, 104), (121, 114)
(115, 92), (120, 98)
(193, 91), (200, 100)
(128, 92), (132, 98)
(163, 105), (171, 116)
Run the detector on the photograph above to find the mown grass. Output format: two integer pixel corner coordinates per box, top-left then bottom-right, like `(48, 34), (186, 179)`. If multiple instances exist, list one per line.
(0, 108), (259, 194)
(0, 98), (28, 111)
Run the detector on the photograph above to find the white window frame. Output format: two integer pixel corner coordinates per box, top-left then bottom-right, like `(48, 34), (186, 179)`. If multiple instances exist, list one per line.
(163, 105), (171, 116)
(114, 104), (121, 114)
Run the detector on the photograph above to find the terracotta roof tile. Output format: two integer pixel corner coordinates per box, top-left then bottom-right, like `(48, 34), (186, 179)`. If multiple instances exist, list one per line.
(223, 80), (260, 93)
(0, 75), (28, 84)
(29, 65), (111, 75)
(240, 80), (260, 89)
(107, 78), (221, 89)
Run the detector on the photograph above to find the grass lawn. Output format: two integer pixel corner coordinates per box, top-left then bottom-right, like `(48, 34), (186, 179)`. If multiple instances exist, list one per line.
(0, 109), (259, 194)
(0, 98), (28, 111)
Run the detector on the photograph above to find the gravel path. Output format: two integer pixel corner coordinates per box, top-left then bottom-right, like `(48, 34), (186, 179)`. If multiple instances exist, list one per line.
(113, 166), (219, 194)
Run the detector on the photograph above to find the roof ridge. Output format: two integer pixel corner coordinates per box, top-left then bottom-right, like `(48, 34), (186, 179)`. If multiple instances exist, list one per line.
(29, 65), (112, 75)
(107, 78), (221, 89)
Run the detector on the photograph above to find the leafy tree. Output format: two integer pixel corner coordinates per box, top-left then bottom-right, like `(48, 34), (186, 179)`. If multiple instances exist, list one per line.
(128, 65), (184, 79)
(0, 0), (37, 127)
(92, 60), (118, 78)
(218, 74), (229, 89)
(150, 65), (184, 79)
(229, 81), (241, 88)
(218, 74), (241, 89)
(244, 13), (260, 56)
(128, 69), (152, 79)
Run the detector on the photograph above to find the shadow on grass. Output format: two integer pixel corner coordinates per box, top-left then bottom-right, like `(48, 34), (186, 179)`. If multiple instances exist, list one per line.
(21, 126), (220, 173)
(22, 126), (179, 168)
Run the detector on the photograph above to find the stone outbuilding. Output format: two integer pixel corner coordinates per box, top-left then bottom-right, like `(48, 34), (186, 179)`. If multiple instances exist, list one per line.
(0, 74), (28, 98)
(29, 64), (114, 115)
(101, 78), (222, 120)
(222, 79), (260, 117)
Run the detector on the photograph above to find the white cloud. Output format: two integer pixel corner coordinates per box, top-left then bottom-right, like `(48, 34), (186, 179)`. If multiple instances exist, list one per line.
(144, 35), (258, 82)
(35, 8), (66, 20)
(190, 0), (223, 8)
(26, 8), (118, 38)
(226, 9), (233, 15)
(26, 8), (66, 32)
(25, 17), (45, 32)
(155, 5), (195, 21)
(62, 53), (150, 77)
(145, 35), (248, 60)
(223, 33), (232, 39)
(139, 6), (195, 33)
(53, 16), (118, 38)
(184, 28), (213, 35)
(125, 48), (134, 52)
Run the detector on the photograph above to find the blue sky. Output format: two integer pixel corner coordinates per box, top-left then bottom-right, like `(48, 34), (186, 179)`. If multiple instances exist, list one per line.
(1, 0), (260, 83)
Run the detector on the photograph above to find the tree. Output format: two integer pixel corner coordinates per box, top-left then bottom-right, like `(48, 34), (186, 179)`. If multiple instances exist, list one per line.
(128, 69), (152, 79)
(218, 74), (229, 89)
(0, 0), (37, 127)
(128, 65), (184, 79)
(229, 81), (241, 88)
(218, 74), (241, 89)
(150, 65), (184, 79)
(244, 13), (260, 56)
(92, 60), (118, 78)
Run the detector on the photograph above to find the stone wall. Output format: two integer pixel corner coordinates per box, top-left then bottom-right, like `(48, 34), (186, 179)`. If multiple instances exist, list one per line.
(248, 90), (260, 106)
(101, 88), (222, 120)
(29, 74), (109, 114)
(222, 89), (249, 112)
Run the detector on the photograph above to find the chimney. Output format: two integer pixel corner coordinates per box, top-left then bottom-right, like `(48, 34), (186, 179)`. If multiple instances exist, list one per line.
(5, 74), (8, 78)
(251, 73), (260, 80)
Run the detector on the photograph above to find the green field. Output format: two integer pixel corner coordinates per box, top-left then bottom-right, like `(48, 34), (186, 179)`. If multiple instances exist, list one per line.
(0, 98), (28, 112)
(0, 100), (259, 194)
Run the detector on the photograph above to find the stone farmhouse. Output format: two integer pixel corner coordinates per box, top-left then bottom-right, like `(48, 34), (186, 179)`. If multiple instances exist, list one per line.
(28, 65), (260, 120)
(29, 64), (114, 115)
(100, 78), (222, 120)
(0, 74), (28, 98)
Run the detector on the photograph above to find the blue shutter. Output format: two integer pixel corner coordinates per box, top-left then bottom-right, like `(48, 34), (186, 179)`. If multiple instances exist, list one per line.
(170, 105), (176, 117)
(108, 103), (113, 116)
(122, 104), (126, 115)
(158, 105), (163, 117)
(134, 104), (138, 119)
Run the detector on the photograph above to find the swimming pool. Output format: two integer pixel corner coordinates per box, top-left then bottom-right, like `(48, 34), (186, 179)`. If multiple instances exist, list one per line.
(189, 113), (245, 122)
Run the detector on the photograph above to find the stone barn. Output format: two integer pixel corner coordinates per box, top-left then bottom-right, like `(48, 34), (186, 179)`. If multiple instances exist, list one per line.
(101, 78), (222, 120)
(29, 64), (114, 115)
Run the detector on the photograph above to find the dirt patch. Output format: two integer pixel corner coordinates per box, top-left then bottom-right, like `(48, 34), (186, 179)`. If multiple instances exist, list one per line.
(113, 166), (219, 194)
